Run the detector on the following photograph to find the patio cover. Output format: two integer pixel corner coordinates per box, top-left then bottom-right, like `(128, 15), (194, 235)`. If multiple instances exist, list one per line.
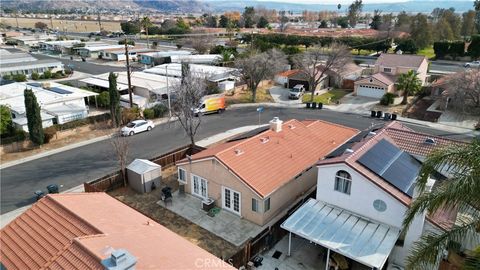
(281, 198), (400, 269)
(81, 77), (129, 91)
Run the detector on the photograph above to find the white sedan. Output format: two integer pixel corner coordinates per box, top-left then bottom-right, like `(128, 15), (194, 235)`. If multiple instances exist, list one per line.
(121, 120), (154, 136)
(464, 61), (480, 68)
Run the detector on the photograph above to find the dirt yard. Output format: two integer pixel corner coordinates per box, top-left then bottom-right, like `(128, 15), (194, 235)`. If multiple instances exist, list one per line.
(1, 17), (121, 32)
(226, 81), (274, 105)
(109, 167), (239, 259)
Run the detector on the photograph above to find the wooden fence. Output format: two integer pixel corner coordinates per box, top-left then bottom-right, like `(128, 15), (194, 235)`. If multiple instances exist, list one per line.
(84, 144), (205, 193)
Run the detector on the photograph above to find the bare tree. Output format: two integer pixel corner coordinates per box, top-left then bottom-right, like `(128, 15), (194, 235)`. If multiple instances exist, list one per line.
(170, 63), (207, 146)
(293, 43), (351, 103)
(187, 33), (214, 54)
(279, 10), (289, 32)
(445, 70), (480, 114)
(235, 49), (288, 102)
(110, 133), (130, 187)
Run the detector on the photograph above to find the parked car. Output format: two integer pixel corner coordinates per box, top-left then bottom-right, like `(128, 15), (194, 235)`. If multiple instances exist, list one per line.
(121, 120), (154, 136)
(464, 61), (480, 68)
(289, 84), (305, 100)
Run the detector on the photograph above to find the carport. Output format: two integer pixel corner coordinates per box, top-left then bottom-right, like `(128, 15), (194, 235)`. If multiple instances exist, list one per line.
(281, 198), (400, 270)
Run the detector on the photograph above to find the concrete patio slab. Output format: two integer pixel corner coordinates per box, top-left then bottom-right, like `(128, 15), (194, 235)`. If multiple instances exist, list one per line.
(158, 191), (264, 247)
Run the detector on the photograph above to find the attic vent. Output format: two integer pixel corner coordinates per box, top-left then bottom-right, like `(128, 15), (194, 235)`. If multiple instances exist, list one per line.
(234, 148), (244, 155)
(344, 148), (354, 154)
(368, 131), (377, 136)
(101, 249), (137, 270)
(424, 138), (436, 145)
(288, 124), (295, 129)
(260, 136), (270, 143)
(369, 79), (373, 83)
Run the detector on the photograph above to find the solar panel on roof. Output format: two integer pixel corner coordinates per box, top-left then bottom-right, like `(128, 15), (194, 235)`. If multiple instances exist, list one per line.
(227, 126), (270, 142)
(47, 87), (72, 95)
(358, 139), (421, 196)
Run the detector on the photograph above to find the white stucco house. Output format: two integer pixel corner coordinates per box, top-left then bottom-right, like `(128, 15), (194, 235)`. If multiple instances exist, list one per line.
(282, 121), (469, 270)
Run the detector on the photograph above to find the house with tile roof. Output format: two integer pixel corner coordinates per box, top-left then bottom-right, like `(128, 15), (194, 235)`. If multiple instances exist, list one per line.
(0, 193), (234, 270)
(354, 53), (428, 99)
(281, 121), (466, 270)
(176, 118), (359, 226)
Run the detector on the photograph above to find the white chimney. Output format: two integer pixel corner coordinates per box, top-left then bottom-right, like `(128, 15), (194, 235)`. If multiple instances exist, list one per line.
(269, 117), (283, 132)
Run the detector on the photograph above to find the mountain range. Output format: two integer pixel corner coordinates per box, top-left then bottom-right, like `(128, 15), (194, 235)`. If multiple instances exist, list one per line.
(1, 0), (477, 13)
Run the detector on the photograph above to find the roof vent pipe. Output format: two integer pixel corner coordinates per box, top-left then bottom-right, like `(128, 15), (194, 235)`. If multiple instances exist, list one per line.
(101, 249), (137, 270)
(269, 117), (283, 132)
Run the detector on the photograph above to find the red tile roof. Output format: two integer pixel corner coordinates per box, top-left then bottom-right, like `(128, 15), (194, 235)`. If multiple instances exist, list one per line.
(0, 193), (234, 270)
(276, 69), (300, 78)
(178, 119), (359, 198)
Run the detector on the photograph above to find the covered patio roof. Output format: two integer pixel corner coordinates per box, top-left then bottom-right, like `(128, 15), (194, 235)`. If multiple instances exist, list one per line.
(281, 198), (400, 269)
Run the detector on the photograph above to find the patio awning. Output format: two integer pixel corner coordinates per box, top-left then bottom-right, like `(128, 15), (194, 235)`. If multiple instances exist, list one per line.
(80, 77), (129, 91)
(281, 198), (400, 269)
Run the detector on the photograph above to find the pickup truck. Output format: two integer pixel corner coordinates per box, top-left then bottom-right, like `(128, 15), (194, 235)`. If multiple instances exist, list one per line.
(289, 84), (305, 100)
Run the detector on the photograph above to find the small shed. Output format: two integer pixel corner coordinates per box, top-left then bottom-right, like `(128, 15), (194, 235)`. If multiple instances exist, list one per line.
(126, 159), (162, 194)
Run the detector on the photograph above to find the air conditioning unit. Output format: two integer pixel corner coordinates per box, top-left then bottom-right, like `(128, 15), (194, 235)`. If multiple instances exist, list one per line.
(202, 198), (215, 212)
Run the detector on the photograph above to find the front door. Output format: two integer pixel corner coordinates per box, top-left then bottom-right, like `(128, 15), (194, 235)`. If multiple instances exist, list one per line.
(191, 174), (208, 199)
(222, 187), (241, 215)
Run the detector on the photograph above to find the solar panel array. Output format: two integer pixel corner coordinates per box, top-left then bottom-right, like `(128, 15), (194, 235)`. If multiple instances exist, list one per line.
(47, 87), (72, 95)
(358, 139), (420, 196)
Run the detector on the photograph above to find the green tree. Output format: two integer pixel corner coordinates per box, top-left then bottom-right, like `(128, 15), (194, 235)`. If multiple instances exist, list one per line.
(257, 16), (269, 28)
(242, 6), (255, 28)
(403, 139), (480, 269)
(337, 16), (349, 28)
(397, 70), (422, 105)
(140, 16), (152, 49)
(108, 73), (121, 127)
(396, 38), (419, 54)
(219, 15), (229, 28)
(410, 13), (433, 49)
(395, 11), (411, 31)
(120, 21), (141, 35)
(24, 88), (44, 145)
(474, 0), (480, 33)
(370, 10), (382, 30)
(34, 21), (48, 30)
(176, 18), (190, 30)
(347, 0), (363, 28)
(12, 74), (27, 82)
(468, 35), (480, 59)
(0, 105), (13, 136)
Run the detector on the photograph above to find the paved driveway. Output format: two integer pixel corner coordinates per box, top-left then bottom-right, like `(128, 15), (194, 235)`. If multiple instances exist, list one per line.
(269, 86), (303, 107)
(329, 93), (379, 114)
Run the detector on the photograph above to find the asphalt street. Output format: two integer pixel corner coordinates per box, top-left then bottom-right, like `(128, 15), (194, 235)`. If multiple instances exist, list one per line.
(32, 53), (125, 75)
(0, 107), (475, 214)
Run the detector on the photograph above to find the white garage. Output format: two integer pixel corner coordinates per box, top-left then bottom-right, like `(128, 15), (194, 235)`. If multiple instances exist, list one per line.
(356, 85), (386, 98)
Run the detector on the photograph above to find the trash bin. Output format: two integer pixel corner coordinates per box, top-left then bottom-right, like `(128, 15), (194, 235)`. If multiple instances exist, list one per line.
(306, 102), (311, 109)
(376, 111), (383, 118)
(318, 102), (323, 109)
(371, 110), (376, 117)
(384, 113), (391, 120)
(391, 114), (397, 120)
(312, 102), (317, 109)
(46, 184), (59, 194)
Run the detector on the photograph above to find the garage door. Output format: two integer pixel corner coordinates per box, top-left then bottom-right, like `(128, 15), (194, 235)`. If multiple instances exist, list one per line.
(357, 85), (386, 98)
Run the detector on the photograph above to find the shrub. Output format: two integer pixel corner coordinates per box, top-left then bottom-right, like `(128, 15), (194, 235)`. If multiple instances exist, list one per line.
(12, 74), (27, 82)
(95, 37), (101, 41)
(122, 107), (141, 124)
(118, 39), (135, 46)
(143, 108), (155, 119)
(2, 74), (12, 80)
(152, 104), (168, 118)
(31, 72), (40, 80)
(43, 126), (57, 143)
(43, 70), (52, 79)
(97, 91), (110, 107)
(380, 93), (396, 106)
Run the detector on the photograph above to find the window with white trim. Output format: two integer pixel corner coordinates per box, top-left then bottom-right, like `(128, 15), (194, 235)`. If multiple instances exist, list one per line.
(252, 198), (258, 212)
(264, 198), (271, 212)
(178, 167), (186, 183)
(334, 170), (351, 195)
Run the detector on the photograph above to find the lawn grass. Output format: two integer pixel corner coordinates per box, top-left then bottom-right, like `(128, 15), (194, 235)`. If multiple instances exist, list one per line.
(302, 89), (350, 104)
(417, 46), (435, 59)
(226, 84), (274, 104)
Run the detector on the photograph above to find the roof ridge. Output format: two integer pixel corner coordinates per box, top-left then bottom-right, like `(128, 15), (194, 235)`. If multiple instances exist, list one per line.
(312, 119), (359, 134)
(345, 124), (390, 162)
(385, 127), (465, 143)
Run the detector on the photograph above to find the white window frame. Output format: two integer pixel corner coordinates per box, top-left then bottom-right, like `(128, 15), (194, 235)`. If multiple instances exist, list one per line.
(252, 198), (258, 212)
(178, 167), (186, 184)
(264, 197), (271, 212)
(222, 186), (241, 216)
(334, 170), (352, 195)
(191, 174), (208, 199)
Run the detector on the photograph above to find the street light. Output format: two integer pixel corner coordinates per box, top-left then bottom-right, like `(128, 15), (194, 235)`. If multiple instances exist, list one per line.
(256, 106), (264, 125)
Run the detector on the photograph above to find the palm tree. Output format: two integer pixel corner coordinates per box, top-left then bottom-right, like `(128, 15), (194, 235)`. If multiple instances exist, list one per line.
(397, 70), (422, 105)
(402, 139), (480, 270)
(141, 16), (152, 49)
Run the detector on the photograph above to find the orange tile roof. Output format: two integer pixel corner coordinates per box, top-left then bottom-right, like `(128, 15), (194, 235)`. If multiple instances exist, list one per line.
(179, 119), (359, 198)
(276, 69), (300, 78)
(0, 193), (234, 270)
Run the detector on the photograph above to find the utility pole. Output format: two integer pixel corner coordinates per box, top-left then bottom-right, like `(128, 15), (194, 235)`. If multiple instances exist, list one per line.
(14, 9), (19, 29)
(97, 12), (102, 32)
(50, 16), (54, 29)
(124, 38), (133, 107)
